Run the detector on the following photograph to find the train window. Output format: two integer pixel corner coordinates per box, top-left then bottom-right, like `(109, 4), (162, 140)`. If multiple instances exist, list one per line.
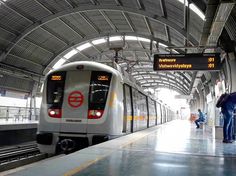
(47, 71), (66, 107)
(89, 71), (112, 109)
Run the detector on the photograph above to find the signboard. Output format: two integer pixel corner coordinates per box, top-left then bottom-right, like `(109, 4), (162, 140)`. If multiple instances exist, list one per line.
(153, 53), (221, 71)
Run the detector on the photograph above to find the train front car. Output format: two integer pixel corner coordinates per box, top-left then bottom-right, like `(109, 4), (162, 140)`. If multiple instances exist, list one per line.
(36, 62), (124, 154)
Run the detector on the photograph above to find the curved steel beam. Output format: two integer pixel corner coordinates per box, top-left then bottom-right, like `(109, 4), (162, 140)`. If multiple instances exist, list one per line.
(141, 82), (188, 95)
(43, 32), (177, 74)
(133, 73), (188, 87)
(0, 5), (198, 62)
(143, 85), (187, 95)
(132, 72), (190, 86)
(136, 77), (189, 94)
(87, 48), (167, 63)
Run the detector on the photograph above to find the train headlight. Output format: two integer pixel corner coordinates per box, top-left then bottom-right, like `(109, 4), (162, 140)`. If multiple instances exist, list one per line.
(48, 109), (62, 118)
(96, 111), (102, 117)
(88, 110), (104, 119)
(49, 110), (56, 115)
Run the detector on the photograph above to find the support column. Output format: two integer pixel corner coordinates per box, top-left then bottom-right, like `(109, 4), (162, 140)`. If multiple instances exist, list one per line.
(228, 57), (236, 92)
(197, 83), (204, 111)
(29, 82), (39, 120)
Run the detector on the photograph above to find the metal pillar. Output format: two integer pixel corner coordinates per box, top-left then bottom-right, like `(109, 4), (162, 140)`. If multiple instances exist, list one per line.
(29, 82), (39, 120)
(227, 57), (236, 92)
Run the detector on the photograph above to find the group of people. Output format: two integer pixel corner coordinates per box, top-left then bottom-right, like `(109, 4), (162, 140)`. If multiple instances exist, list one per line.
(194, 92), (236, 143)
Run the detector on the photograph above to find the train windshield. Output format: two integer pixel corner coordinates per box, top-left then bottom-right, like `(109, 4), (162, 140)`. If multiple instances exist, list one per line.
(89, 71), (112, 109)
(47, 71), (66, 107)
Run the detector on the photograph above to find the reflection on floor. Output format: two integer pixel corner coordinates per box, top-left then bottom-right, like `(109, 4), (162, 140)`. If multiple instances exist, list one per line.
(128, 120), (236, 156)
(76, 120), (236, 176)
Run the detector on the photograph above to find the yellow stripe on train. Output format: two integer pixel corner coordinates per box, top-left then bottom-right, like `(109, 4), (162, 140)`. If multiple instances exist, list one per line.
(126, 115), (161, 121)
(127, 116), (146, 121)
(109, 92), (117, 107)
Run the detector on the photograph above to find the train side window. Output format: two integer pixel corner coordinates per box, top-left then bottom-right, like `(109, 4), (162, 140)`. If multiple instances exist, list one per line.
(89, 71), (112, 109)
(47, 72), (66, 107)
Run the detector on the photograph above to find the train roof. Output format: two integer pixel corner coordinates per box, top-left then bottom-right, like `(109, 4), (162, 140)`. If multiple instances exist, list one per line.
(48, 61), (165, 107)
(47, 61), (122, 78)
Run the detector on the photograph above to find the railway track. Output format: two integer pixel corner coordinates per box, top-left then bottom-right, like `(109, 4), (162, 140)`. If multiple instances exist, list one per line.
(0, 142), (47, 172)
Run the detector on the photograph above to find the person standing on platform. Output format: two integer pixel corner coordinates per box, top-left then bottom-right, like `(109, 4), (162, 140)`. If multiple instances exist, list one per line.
(219, 92), (236, 143)
(195, 109), (205, 129)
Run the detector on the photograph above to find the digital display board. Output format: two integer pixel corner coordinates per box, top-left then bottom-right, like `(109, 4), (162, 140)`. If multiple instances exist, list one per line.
(153, 53), (221, 71)
(51, 75), (62, 81)
(98, 75), (109, 81)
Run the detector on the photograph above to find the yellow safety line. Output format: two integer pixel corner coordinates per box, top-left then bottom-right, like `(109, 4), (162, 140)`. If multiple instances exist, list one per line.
(63, 127), (159, 176)
(64, 158), (100, 176)
(63, 149), (116, 176)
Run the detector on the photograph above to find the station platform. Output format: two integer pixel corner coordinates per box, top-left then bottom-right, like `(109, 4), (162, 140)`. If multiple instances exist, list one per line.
(0, 119), (38, 146)
(3, 120), (236, 176)
(0, 119), (38, 131)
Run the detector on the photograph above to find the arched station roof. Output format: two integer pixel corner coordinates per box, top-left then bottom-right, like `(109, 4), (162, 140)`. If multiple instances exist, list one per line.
(0, 0), (235, 95)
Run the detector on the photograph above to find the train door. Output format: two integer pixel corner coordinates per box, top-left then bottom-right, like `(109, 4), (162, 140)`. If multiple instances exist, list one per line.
(164, 107), (167, 122)
(132, 89), (148, 131)
(156, 103), (161, 125)
(60, 70), (91, 133)
(123, 84), (132, 133)
(161, 106), (166, 123)
(148, 98), (156, 127)
(163, 107), (167, 123)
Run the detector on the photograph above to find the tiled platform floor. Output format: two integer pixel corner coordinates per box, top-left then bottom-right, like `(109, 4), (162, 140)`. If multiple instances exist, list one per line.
(76, 120), (236, 176)
(4, 120), (236, 176)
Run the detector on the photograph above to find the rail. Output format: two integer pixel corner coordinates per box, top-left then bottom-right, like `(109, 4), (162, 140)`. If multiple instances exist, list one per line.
(0, 142), (47, 172)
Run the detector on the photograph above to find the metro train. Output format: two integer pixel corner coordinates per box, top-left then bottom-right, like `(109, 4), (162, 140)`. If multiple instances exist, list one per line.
(36, 61), (176, 154)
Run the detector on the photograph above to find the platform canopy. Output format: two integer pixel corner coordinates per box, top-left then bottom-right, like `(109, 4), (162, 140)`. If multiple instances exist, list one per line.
(0, 0), (235, 95)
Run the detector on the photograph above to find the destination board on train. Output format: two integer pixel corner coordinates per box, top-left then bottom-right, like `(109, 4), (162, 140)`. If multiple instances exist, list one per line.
(153, 53), (221, 71)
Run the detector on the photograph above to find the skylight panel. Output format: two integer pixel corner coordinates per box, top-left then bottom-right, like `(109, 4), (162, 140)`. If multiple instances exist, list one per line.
(76, 43), (92, 51)
(177, 0), (205, 20)
(125, 36), (138, 41)
(159, 43), (168, 48)
(190, 4), (205, 20)
(137, 37), (150, 42)
(64, 49), (78, 59)
(92, 38), (106, 45)
(52, 59), (66, 69)
(109, 36), (122, 41)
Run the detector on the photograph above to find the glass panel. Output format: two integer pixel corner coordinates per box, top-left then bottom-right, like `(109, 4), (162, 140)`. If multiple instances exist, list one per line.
(47, 72), (66, 108)
(89, 71), (112, 110)
(132, 89), (148, 131)
(148, 98), (156, 127)
(124, 85), (132, 133)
